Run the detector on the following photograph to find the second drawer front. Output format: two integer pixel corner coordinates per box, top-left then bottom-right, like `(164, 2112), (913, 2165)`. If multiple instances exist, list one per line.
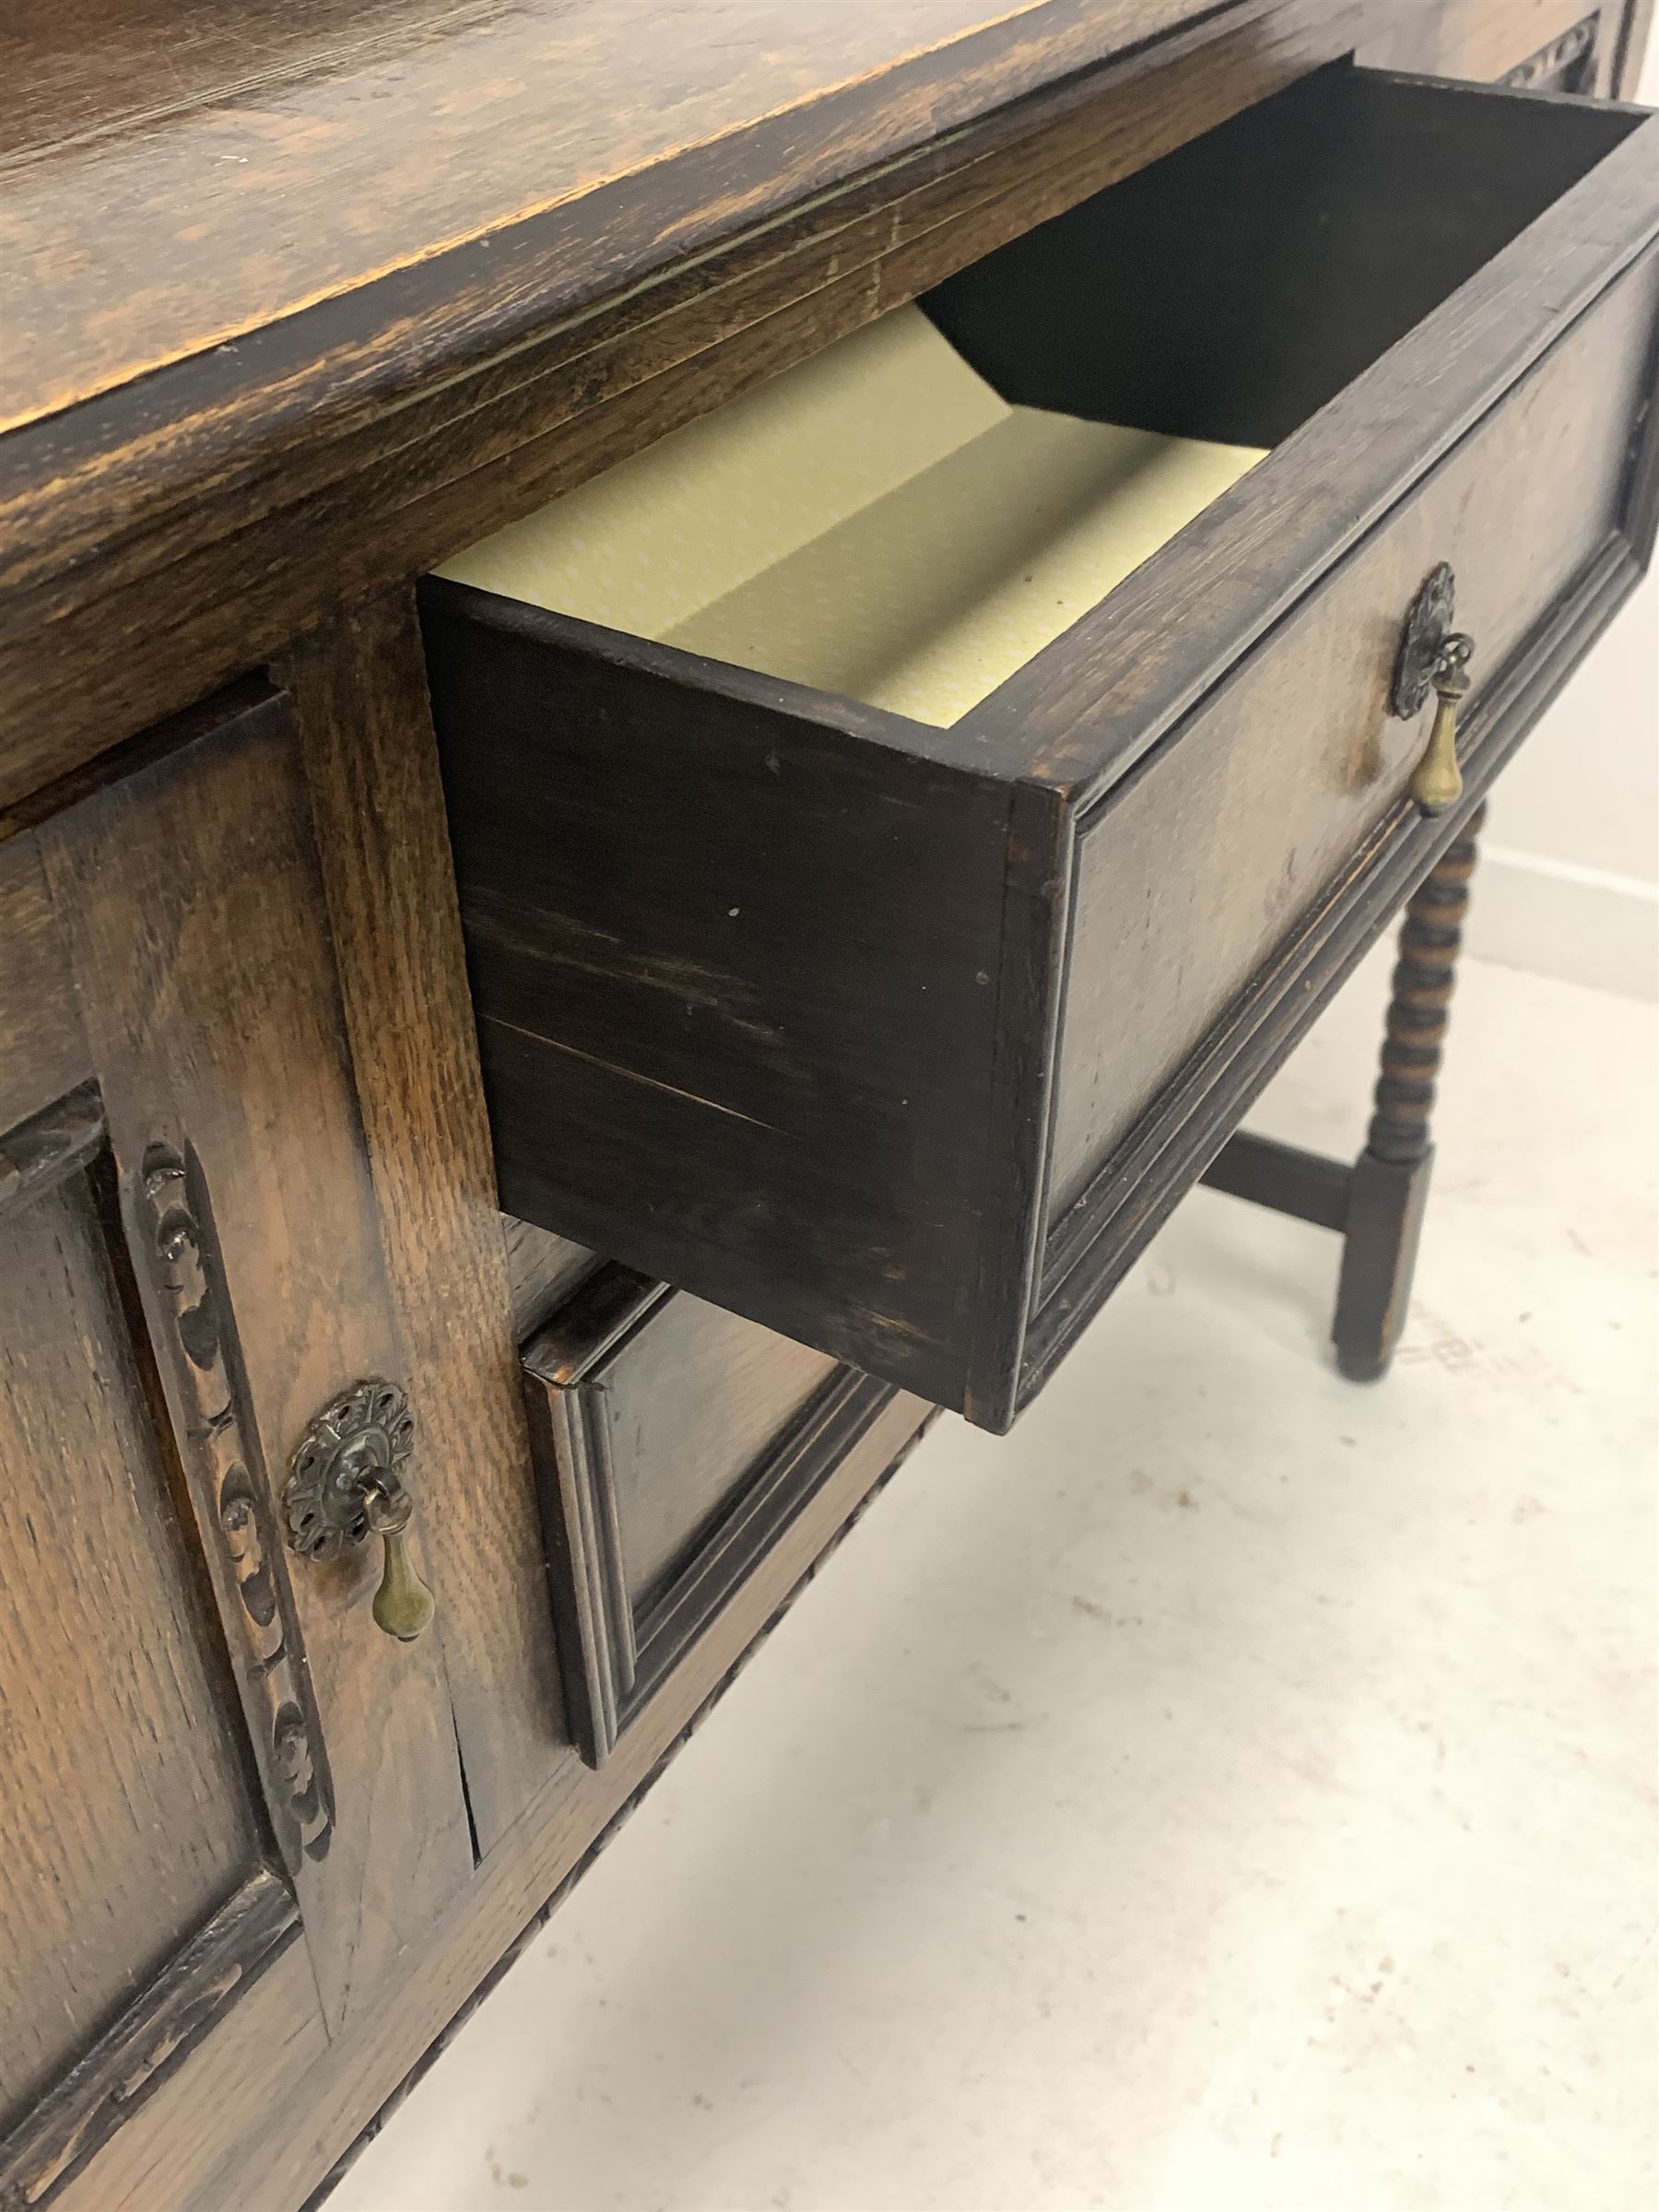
(522, 1266), (888, 1765)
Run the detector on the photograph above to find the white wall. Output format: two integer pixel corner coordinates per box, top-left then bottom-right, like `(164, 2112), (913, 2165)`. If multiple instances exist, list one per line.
(1466, 37), (1659, 1000)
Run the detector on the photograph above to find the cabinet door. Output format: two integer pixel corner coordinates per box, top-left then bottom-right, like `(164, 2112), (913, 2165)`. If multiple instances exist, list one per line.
(0, 683), (476, 2206)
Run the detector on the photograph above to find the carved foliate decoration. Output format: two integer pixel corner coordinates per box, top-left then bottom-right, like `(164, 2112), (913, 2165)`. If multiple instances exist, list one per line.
(1501, 17), (1596, 93)
(139, 1142), (335, 1869)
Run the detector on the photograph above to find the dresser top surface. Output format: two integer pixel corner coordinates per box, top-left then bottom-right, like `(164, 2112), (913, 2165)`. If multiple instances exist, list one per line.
(0, 0), (1212, 441)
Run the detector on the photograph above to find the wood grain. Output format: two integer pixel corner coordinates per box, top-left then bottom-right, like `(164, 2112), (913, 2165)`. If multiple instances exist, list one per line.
(522, 1267), (850, 1762)
(425, 579), (1017, 1412)
(501, 1215), (598, 1343)
(51, 1960), (329, 2212)
(41, 686), (476, 2032)
(0, 831), (87, 1134)
(183, 1389), (934, 2212)
(279, 591), (563, 1856)
(2, 0), (1212, 431)
(1022, 538), (1641, 1406)
(0, 0), (1365, 809)
(30, 1390), (931, 2211)
(0, 1868), (298, 2210)
(597, 1289), (842, 1606)
(1045, 250), (1659, 1221)
(0, 10), (1649, 2204)
(431, 79), (1659, 1428)
(0, 1132), (259, 2132)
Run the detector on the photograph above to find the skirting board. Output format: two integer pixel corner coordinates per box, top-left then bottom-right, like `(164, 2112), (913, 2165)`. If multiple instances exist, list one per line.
(1464, 843), (1659, 1001)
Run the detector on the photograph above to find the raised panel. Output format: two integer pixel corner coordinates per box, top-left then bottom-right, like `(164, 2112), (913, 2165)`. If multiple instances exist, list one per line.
(35, 683), (477, 2034)
(605, 1289), (842, 1605)
(0, 1103), (265, 2132)
(522, 1266), (889, 1764)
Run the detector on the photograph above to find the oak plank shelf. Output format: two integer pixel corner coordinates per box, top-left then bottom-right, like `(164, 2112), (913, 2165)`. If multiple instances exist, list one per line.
(0, 3), (1651, 2206)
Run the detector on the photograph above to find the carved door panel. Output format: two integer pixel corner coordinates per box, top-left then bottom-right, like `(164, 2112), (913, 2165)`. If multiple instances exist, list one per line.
(0, 684), (476, 2205)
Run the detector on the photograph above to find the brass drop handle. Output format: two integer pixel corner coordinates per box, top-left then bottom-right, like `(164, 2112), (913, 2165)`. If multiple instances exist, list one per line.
(1390, 563), (1476, 818)
(284, 1380), (435, 1642)
(1409, 632), (1472, 815)
(361, 1473), (437, 1642)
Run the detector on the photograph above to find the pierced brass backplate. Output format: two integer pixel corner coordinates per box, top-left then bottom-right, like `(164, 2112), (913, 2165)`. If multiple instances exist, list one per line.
(285, 1380), (434, 1640)
(1390, 562), (1457, 721)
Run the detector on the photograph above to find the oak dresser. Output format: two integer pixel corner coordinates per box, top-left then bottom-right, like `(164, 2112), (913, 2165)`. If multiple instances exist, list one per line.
(1, 3), (1653, 2204)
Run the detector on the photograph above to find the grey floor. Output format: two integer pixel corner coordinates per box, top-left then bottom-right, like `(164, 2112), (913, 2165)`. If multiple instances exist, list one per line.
(335, 938), (1657, 2212)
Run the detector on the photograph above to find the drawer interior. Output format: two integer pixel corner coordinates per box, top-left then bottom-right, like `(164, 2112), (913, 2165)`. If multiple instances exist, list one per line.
(920, 59), (1641, 451)
(439, 66), (1640, 722)
(441, 304), (1265, 729)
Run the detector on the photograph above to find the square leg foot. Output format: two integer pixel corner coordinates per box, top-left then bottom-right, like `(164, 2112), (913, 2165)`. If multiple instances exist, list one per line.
(1332, 1146), (1435, 1381)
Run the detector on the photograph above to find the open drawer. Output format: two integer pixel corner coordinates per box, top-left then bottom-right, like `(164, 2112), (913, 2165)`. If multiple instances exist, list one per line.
(426, 65), (1659, 1430)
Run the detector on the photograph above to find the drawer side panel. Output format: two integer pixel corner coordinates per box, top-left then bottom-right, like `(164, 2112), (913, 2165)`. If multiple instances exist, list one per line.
(429, 598), (1016, 1408)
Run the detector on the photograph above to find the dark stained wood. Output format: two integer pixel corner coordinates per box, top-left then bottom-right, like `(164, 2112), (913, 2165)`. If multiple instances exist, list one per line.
(1044, 250), (1656, 1224)
(0, 831), (86, 1134)
(502, 1216), (599, 1343)
(1022, 536), (1641, 1404)
(0, 1869), (298, 2211)
(1199, 1132), (1354, 1233)
(522, 1266), (857, 1763)
(0, 756), (355, 2198)
(299, 1407), (940, 2212)
(278, 592), (563, 1856)
(39, 686), (477, 2032)
(0, 0), (1368, 809)
(920, 65), (1641, 448)
(0, 1080), (102, 1225)
(429, 76), (1659, 1428)
(1334, 810), (1487, 1382)
(1196, 813), (1490, 1377)
(968, 97), (1656, 800)
(0, 7), (1650, 2205)
(188, 1386), (935, 2212)
(0, 1112), (263, 2136)
(0, 0), (1211, 434)
(131, 1135), (339, 1881)
(426, 584), (1019, 1412)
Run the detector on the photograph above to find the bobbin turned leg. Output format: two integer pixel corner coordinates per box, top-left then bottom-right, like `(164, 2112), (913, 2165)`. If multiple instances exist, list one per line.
(1333, 806), (1486, 1382)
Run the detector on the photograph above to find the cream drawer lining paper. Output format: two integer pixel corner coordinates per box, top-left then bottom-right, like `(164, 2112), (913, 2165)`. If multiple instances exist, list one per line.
(441, 306), (1264, 730)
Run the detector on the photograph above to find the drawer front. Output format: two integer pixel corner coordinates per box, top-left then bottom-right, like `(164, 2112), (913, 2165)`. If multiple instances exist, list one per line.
(522, 1266), (890, 1765)
(1044, 252), (1658, 1229)
(431, 71), (1659, 1433)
